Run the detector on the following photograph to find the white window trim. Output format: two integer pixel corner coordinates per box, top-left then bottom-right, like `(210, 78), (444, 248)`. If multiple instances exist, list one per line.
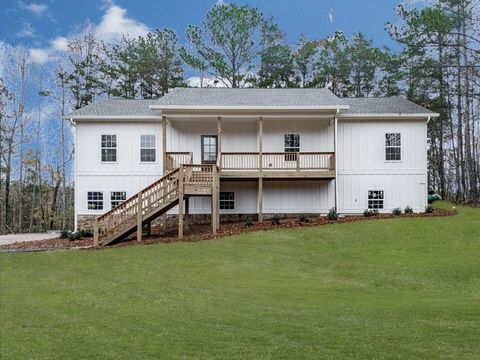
(367, 189), (385, 210)
(385, 132), (402, 163)
(86, 190), (104, 212)
(110, 191), (127, 210)
(140, 134), (158, 164)
(219, 191), (235, 210)
(100, 133), (118, 164)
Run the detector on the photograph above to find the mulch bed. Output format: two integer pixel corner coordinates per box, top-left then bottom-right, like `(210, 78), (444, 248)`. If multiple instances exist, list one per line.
(0, 208), (455, 252)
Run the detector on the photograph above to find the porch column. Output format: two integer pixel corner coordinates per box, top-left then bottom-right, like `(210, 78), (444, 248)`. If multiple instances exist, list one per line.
(258, 116), (263, 222)
(211, 165), (218, 234)
(178, 165), (184, 239)
(162, 115), (167, 174)
(137, 191), (143, 242)
(217, 116), (222, 166)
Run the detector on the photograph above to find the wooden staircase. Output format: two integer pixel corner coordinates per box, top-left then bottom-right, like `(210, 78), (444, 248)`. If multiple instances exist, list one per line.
(93, 164), (218, 247)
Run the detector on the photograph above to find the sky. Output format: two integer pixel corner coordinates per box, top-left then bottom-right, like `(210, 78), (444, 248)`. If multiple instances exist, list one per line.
(1, 0), (406, 63)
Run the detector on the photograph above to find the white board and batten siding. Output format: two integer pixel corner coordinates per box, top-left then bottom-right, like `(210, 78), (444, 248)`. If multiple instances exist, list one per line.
(337, 118), (428, 213)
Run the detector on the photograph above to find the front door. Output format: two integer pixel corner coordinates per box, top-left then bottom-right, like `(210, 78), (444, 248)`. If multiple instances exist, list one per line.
(201, 135), (218, 164)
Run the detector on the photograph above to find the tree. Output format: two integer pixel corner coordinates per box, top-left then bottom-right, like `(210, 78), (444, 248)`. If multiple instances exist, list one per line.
(294, 35), (320, 87)
(182, 3), (277, 87)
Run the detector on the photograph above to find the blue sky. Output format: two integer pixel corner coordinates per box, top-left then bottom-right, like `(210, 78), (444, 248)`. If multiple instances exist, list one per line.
(1, 0), (404, 58)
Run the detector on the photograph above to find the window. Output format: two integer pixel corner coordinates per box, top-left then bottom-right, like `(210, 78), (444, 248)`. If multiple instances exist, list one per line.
(368, 190), (384, 210)
(284, 134), (300, 161)
(87, 192), (103, 210)
(101, 135), (117, 162)
(140, 135), (156, 162)
(219, 192), (235, 210)
(385, 133), (401, 161)
(201, 135), (217, 164)
(111, 191), (126, 208)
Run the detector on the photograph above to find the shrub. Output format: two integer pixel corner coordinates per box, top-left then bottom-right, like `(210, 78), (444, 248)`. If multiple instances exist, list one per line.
(271, 214), (280, 226)
(404, 206), (414, 214)
(363, 209), (378, 217)
(60, 229), (72, 239)
(78, 229), (93, 238)
(299, 214), (309, 223)
(425, 205), (433, 213)
(245, 218), (254, 227)
(392, 207), (402, 216)
(67, 231), (82, 241)
(327, 208), (339, 221)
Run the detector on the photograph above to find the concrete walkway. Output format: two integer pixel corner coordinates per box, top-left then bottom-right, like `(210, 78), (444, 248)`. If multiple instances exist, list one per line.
(0, 232), (60, 246)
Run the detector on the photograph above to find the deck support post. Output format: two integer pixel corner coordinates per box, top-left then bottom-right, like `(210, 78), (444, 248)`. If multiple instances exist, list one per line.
(212, 165), (219, 234)
(217, 116), (222, 163)
(162, 115), (167, 174)
(185, 196), (190, 233)
(178, 165), (184, 239)
(258, 116), (264, 222)
(93, 219), (99, 247)
(137, 191), (143, 242)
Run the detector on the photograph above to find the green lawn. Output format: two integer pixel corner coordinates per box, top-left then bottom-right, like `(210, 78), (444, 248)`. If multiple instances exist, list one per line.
(1, 202), (479, 359)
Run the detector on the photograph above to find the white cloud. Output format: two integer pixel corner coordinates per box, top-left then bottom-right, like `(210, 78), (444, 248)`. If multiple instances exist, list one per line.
(29, 48), (49, 64)
(17, 22), (35, 38)
(328, 9), (334, 24)
(20, 2), (49, 16)
(96, 4), (149, 41)
(50, 36), (68, 52)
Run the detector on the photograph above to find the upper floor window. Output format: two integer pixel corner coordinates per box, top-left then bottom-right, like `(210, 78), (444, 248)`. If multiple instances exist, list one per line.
(385, 133), (401, 161)
(101, 135), (117, 162)
(111, 191), (126, 208)
(87, 191), (103, 210)
(368, 190), (384, 210)
(284, 134), (300, 161)
(201, 135), (217, 164)
(219, 191), (235, 210)
(140, 135), (156, 162)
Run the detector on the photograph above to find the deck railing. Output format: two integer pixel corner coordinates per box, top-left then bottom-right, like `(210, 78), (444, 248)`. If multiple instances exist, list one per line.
(165, 152), (193, 171)
(220, 152), (335, 171)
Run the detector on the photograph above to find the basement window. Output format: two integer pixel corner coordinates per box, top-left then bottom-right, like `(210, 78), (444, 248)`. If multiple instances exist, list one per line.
(111, 191), (126, 208)
(284, 134), (300, 161)
(87, 192), (103, 210)
(368, 190), (384, 210)
(101, 135), (117, 162)
(140, 134), (156, 162)
(219, 192), (235, 210)
(385, 133), (401, 161)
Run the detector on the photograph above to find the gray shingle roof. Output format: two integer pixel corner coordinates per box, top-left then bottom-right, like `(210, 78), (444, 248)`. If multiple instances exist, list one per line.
(152, 88), (347, 107)
(68, 99), (161, 117)
(341, 97), (436, 115)
(66, 89), (436, 118)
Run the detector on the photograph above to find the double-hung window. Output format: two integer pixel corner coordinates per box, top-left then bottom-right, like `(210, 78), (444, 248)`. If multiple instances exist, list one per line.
(140, 134), (156, 162)
(368, 190), (384, 210)
(111, 191), (126, 208)
(219, 192), (235, 210)
(87, 192), (103, 210)
(284, 134), (300, 161)
(101, 135), (117, 162)
(385, 133), (401, 161)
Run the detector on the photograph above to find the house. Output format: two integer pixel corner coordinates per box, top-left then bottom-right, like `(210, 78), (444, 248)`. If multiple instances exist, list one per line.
(66, 88), (438, 246)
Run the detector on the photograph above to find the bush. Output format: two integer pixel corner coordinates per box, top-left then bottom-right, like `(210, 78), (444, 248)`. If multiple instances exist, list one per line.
(60, 229), (72, 239)
(271, 214), (280, 226)
(299, 214), (309, 223)
(245, 218), (254, 227)
(425, 205), (433, 213)
(67, 232), (82, 241)
(78, 229), (93, 238)
(363, 209), (378, 217)
(404, 206), (414, 214)
(327, 208), (339, 221)
(392, 207), (402, 216)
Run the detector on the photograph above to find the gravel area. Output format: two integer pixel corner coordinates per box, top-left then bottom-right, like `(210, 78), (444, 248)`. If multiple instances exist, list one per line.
(0, 232), (60, 246)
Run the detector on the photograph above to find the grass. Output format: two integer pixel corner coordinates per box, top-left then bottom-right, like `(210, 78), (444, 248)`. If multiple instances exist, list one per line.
(1, 201), (479, 359)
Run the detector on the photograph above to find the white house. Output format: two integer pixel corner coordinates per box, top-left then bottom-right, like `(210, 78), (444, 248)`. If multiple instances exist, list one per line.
(66, 88), (438, 246)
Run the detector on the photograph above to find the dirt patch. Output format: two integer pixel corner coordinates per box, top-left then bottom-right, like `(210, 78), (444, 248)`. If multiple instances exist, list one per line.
(0, 208), (455, 252)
